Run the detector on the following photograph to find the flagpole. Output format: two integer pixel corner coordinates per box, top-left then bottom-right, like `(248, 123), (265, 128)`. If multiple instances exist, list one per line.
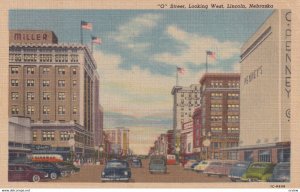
(176, 67), (178, 86)
(91, 40), (93, 54)
(80, 21), (83, 44)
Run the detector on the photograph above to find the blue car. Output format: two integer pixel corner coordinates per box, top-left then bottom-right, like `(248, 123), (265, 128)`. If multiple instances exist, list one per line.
(101, 160), (131, 182)
(269, 162), (290, 182)
(149, 157), (167, 174)
(228, 161), (251, 182)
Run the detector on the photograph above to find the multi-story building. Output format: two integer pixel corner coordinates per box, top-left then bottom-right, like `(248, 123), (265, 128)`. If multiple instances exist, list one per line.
(171, 84), (201, 153)
(166, 130), (174, 154)
(192, 107), (202, 158)
(230, 10), (291, 163)
(200, 73), (240, 160)
(180, 121), (194, 159)
(8, 30), (102, 160)
(105, 127), (130, 156)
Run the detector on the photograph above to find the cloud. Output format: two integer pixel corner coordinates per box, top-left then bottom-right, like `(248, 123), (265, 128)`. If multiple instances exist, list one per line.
(233, 62), (241, 72)
(153, 25), (241, 67)
(110, 13), (161, 52)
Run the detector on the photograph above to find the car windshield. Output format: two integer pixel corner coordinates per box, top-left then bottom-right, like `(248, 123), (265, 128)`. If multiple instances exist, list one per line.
(234, 163), (249, 167)
(106, 161), (128, 168)
(151, 159), (164, 164)
(251, 164), (269, 169)
(273, 165), (290, 174)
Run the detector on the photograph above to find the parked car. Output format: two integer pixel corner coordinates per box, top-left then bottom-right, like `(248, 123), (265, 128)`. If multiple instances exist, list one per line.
(166, 154), (177, 165)
(204, 160), (237, 177)
(131, 158), (142, 168)
(55, 162), (80, 175)
(228, 161), (251, 182)
(193, 160), (210, 173)
(184, 160), (197, 170)
(27, 162), (65, 180)
(101, 160), (131, 182)
(241, 162), (275, 182)
(268, 162), (290, 182)
(149, 156), (167, 174)
(8, 164), (48, 182)
(191, 161), (201, 169)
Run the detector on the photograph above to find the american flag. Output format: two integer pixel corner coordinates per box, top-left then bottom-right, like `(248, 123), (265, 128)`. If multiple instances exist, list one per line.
(206, 51), (216, 59)
(177, 67), (185, 75)
(81, 21), (93, 30)
(91, 36), (102, 44)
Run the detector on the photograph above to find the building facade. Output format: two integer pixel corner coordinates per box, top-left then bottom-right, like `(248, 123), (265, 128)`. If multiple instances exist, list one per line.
(104, 127), (130, 156)
(171, 84), (201, 153)
(192, 107), (202, 158)
(236, 10), (291, 163)
(9, 30), (102, 160)
(199, 73), (240, 160)
(180, 121), (194, 159)
(166, 130), (174, 154)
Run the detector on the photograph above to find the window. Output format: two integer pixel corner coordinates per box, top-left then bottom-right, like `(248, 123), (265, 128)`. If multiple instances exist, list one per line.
(70, 54), (78, 62)
(58, 92), (65, 100)
(40, 54), (52, 62)
(60, 131), (70, 141)
(58, 68), (65, 75)
(27, 92), (35, 101)
(211, 127), (222, 133)
(43, 92), (50, 100)
(33, 131), (37, 141)
(244, 151), (253, 162)
(11, 67), (19, 74)
(11, 92), (19, 100)
(55, 54), (68, 63)
(11, 79), (19, 87)
(42, 131), (55, 141)
(11, 106), (19, 115)
(72, 80), (77, 86)
(27, 67), (34, 74)
(259, 150), (271, 162)
(72, 93), (77, 101)
(211, 116), (222, 122)
(27, 80), (34, 87)
(73, 107), (77, 114)
(228, 116), (239, 122)
(24, 54), (37, 62)
(42, 80), (50, 87)
(228, 127), (239, 133)
(27, 106), (35, 115)
(277, 148), (290, 162)
(43, 67), (50, 74)
(58, 80), (65, 87)
(228, 152), (238, 160)
(228, 93), (239, 98)
(43, 106), (50, 115)
(72, 68), (77, 75)
(58, 106), (65, 115)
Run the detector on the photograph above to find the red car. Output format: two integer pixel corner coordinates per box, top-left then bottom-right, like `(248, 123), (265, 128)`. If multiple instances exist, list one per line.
(8, 164), (48, 182)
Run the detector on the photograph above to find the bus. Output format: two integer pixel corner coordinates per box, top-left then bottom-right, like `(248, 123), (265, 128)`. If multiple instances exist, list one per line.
(166, 154), (176, 165)
(31, 154), (64, 163)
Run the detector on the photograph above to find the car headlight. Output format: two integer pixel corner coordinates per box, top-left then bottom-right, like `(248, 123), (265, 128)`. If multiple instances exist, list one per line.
(102, 172), (105, 176)
(124, 171), (128, 176)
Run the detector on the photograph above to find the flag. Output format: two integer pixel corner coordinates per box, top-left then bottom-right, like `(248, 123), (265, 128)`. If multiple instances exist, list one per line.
(206, 51), (216, 59)
(81, 21), (93, 30)
(177, 67), (185, 75)
(91, 36), (102, 44)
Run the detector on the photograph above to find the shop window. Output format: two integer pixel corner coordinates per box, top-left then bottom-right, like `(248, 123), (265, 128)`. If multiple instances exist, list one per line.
(259, 150), (271, 162)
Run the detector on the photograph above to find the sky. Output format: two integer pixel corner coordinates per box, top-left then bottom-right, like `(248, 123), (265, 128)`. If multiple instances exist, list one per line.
(9, 9), (273, 154)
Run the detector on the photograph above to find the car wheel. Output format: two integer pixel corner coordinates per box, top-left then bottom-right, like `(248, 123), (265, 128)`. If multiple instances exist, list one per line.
(71, 170), (75, 175)
(50, 172), (58, 180)
(32, 174), (41, 182)
(207, 174), (211, 177)
(231, 179), (236, 182)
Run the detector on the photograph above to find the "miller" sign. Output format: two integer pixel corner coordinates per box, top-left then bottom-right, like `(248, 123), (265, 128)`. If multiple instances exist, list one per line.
(9, 30), (58, 44)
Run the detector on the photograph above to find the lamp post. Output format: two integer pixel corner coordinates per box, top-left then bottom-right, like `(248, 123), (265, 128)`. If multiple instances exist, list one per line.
(68, 132), (75, 162)
(202, 131), (211, 160)
(99, 145), (104, 164)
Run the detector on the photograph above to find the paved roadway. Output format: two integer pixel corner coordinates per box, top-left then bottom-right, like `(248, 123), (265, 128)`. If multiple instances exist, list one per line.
(54, 159), (231, 183)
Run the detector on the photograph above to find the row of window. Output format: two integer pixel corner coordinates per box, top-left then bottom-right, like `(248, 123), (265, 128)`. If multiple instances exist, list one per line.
(11, 66), (77, 75)
(11, 92), (77, 101)
(11, 105), (78, 115)
(210, 81), (240, 88)
(211, 92), (239, 98)
(211, 127), (239, 132)
(11, 79), (77, 87)
(9, 54), (79, 63)
(210, 116), (239, 121)
(33, 131), (71, 141)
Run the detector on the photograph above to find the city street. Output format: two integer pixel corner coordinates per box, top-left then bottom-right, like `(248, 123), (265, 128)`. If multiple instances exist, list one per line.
(54, 160), (231, 183)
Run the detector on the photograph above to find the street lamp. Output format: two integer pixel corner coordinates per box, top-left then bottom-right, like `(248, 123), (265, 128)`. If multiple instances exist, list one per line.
(202, 131), (211, 160)
(99, 145), (104, 164)
(68, 132), (75, 162)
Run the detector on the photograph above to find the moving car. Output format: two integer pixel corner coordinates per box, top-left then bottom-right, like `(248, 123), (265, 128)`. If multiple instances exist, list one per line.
(193, 160), (210, 173)
(228, 161), (251, 182)
(268, 162), (290, 182)
(241, 162), (275, 182)
(8, 164), (48, 182)
(203, 160), (237, 177)
(27, 162), (65, 180)
(131, 158), (142, 168)
(101, 160), (131, 182)
(184, 160), (197, 170)
(55, 161), (80, 175)
(149, 156), (167, 174)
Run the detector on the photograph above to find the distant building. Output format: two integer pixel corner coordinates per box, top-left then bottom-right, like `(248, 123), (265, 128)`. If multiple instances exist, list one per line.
(171, 84), (201, 153)
(200, 73), (240, 160)
(180, 121), (194, 159)
(105, 127), (130, 156)
(225, 10), (291, 163)
(9, 30), (102, 160)
(166, 130), (174, 154)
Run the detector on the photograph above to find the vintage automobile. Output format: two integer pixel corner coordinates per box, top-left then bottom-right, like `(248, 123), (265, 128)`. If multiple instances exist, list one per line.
(166, 154), (177, 165)
(184, 159), (198, 170)
(191, 161), (201, 169)
(228, 161), (252, 182)
(27, 162), (65, 180)
(149, 156), (167, 174)
(193, 160), (211, 173)
(241, 162), (275, 182)
(101, 160), (131, 182)
(203, 160), (237, 177)
(131, 158), (142, 168)
(268, 162), (290, 182)
(8, 164), (48, 182)
(55, 161), (80, 175)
